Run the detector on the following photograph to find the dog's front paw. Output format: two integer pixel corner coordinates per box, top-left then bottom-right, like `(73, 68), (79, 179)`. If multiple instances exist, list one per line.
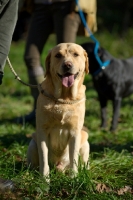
(100, 123), (107, 130)
(40, 165), (50, 177)
(65, 167), (78, 178)
(110, 126), (116, 133)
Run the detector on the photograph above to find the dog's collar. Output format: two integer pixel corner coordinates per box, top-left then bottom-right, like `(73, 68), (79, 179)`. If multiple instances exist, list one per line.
(38, 84), (85, 104)
(93, 60), (110, 76)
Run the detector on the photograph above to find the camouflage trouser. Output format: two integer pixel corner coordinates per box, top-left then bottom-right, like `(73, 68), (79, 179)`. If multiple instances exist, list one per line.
(0, 0), (19, 84)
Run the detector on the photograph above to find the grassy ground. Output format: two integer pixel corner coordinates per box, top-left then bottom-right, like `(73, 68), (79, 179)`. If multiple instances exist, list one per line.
(0, 30), (133, 199)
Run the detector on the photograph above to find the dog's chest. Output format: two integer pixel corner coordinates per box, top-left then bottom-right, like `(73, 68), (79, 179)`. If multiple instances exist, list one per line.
(43, 103), (74, 124)
(49, 128), (69, 158)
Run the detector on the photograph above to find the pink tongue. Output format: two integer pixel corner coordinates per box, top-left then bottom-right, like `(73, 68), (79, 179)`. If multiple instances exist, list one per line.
(62, 74), (74, 87)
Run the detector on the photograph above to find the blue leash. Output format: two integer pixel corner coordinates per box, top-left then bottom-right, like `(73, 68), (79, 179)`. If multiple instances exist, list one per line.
(75, 0), (110, 75)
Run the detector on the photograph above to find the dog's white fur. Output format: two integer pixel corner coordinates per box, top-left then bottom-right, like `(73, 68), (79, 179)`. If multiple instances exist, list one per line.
(27, 43), (90, 176)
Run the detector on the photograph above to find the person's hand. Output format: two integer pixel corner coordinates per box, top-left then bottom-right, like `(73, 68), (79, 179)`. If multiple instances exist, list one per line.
(0, 72), (4, 85)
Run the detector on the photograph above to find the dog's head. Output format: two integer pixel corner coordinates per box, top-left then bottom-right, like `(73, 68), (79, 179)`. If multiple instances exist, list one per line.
(45, 43), (89, 88)
(81, 42), (111, 75)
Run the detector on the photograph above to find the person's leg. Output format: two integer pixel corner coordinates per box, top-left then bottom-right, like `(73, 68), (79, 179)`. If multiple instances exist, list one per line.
(16, 4), (53, 123)
(52, 1), (80, 43)
(0, 0), (19, 84)
(63, 12), (80, 42)
(0, 0), (18, 190)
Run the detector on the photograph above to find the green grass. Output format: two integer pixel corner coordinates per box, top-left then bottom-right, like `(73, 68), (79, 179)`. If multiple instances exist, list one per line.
(1, 30), (133, 199)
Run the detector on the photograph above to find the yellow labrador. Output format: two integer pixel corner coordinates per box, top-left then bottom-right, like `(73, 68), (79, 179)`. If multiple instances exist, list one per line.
(27, 43), (90, 176)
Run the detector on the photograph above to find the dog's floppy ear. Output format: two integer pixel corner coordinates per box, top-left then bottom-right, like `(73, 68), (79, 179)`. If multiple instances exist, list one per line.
(44, 50), (52, 77)
(84, 50), (89, 74)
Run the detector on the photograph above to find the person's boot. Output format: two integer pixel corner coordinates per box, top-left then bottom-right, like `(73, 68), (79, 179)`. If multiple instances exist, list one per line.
(14, 72), (44, 124)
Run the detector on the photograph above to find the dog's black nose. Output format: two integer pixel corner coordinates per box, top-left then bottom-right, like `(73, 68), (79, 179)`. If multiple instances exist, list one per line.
(63, 61), (73, 73)
(64, 61), (72, 68)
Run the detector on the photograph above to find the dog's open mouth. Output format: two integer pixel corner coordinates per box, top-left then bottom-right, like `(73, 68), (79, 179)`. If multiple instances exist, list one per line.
(57, 72), (79, 87)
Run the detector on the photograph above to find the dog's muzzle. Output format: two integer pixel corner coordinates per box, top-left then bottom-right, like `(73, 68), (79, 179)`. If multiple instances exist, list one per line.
(57, 61), (78, 87)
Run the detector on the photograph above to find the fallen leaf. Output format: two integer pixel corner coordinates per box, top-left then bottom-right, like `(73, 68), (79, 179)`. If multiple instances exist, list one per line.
(117, 186), (132, 195)
(96, 183), (111, 193)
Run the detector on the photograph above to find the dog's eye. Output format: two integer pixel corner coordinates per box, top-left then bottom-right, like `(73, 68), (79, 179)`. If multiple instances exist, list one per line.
(55, 53), (62, 58)
(73, 53), (79, 57)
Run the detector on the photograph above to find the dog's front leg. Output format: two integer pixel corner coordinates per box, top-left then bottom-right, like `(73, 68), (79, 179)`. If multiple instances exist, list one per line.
(37, 131), (49, 176)
(111, 98), (122, 131)
(99, 95), (108, 128)
(69, 131), (81, 175)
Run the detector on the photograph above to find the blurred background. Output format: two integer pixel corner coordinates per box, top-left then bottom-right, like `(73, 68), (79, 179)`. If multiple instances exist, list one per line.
(12, 0), (133, 42)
